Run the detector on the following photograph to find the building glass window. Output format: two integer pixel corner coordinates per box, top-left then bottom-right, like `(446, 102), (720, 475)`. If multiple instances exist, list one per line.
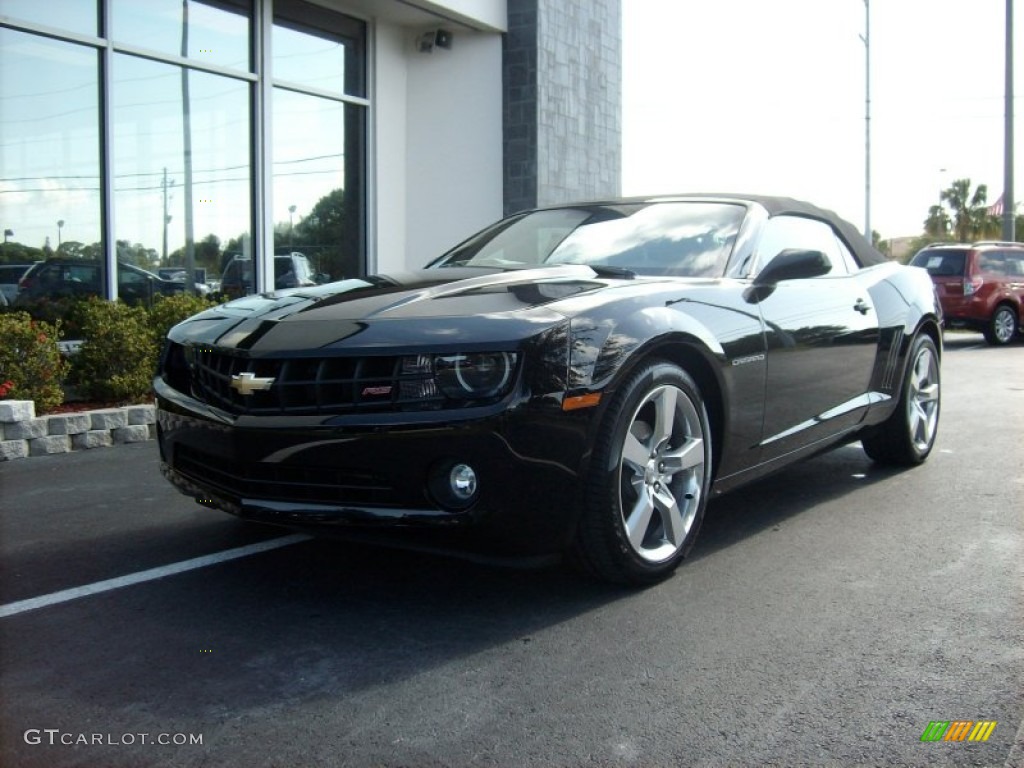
(0, 0), (366, 310)
(112, 53), (252, 297)
(272, 0), (364, 97)
(0, 28), (103, 287)
(0, 0), (99, 36)
(111, 0), (252, 72)
(271, 1), (366, 286)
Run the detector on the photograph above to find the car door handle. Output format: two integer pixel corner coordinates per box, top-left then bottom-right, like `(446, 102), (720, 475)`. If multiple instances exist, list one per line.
(853, 298), (871, 315)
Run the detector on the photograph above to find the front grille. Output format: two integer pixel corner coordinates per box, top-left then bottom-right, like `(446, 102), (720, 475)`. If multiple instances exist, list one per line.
(174, 444), (395, 506)
(185, 347), (446, 416)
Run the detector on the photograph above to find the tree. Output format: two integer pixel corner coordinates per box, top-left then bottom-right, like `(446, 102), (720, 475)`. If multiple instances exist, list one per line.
(940, 178), (989, 242)
(116, 240), (158, 268)
(194, 234), (221, 274)
(0, 240), (45, 265)
(293, 188), (359, 280)
(870, 230), (891, 258)
(923, 205), (951, 239)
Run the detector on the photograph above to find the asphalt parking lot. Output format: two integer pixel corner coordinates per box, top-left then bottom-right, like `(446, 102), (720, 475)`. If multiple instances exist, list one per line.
(1, 332), (1022, 767)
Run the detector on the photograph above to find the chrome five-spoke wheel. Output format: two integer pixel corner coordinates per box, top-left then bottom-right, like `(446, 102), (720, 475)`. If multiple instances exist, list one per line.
(619, 383), (706, 563)
(862, 333), (941, 465)
(906, 341), (939, 455)
(575, 361), (712, 585)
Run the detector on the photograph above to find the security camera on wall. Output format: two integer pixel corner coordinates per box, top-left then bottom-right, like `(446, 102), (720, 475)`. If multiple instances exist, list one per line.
(416, 28), (453, 54)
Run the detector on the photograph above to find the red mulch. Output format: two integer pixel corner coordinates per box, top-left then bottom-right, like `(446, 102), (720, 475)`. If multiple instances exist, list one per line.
(45, 400), (135, 414)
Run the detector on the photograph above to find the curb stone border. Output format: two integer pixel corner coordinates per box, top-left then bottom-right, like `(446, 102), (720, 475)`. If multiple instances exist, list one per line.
(0, 400), (156, 461)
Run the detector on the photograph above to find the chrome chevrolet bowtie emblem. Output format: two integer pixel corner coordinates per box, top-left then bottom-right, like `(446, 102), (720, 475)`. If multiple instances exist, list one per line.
(230, 372), (275, 396)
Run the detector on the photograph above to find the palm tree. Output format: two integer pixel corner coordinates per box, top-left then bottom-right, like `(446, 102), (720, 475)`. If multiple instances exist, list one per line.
(923, 204), (950, 239)
(940, 179), (988, 242)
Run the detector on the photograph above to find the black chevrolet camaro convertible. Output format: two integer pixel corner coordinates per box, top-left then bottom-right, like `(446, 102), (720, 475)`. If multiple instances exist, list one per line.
(156, 195), (942, 584)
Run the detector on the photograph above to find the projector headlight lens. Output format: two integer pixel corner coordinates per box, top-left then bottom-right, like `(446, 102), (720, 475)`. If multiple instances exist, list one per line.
(435, 352), (516, 399)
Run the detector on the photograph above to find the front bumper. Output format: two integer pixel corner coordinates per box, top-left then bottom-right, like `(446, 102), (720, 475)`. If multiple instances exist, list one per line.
(155, 378), (594, 555)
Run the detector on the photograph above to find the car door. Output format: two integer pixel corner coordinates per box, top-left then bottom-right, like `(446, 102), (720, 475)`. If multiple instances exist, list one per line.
(751, 215), (880, 461)
(1000, 250), (1024, 304)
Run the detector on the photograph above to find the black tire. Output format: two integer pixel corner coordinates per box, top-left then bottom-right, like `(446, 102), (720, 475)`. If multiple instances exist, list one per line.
(862, 334), (940, 465)
(573, 360), (712, 586)
(983, 304), (1018, 346)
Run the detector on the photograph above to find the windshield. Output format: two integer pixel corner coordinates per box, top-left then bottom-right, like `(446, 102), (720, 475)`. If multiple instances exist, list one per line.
(432, 202), (746, 277)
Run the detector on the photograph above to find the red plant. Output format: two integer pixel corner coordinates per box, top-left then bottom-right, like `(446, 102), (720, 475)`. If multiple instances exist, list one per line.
(0, 380), (14, 398)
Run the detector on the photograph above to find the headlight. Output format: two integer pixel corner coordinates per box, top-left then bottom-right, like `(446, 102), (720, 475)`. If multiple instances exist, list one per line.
(434, 352), (516, 399)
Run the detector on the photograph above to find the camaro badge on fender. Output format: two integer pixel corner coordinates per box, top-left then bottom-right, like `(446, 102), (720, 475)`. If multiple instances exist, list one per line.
(230, 372), (275, 395)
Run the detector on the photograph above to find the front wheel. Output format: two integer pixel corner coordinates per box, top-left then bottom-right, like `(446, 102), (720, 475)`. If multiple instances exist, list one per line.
(573, 361), (712, 586)
(862, 334), (940, 465)
(983, 304), (1018, 346)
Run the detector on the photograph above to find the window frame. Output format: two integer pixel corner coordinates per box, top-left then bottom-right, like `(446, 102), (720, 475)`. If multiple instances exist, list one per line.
(0, 0), (369, 301)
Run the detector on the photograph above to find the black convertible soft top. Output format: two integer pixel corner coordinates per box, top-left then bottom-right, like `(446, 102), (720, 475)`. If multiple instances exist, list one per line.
(683, 193), (888, 267)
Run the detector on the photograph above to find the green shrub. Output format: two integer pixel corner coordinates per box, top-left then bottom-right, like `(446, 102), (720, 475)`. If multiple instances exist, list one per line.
(0, 312), (70, 413)
(71, 298), (159, 403)
(147, 293), (218, 342)
(6, 295), (92, 338)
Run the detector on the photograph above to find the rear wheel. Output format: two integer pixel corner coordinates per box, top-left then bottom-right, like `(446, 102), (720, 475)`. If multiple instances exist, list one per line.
(573, 361), (711, 586)
(862, 334), (940, 465)
(983, 304), (1018, 346)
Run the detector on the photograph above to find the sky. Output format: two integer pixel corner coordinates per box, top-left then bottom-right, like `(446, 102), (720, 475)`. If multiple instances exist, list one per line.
(622, 0), (1023, 239)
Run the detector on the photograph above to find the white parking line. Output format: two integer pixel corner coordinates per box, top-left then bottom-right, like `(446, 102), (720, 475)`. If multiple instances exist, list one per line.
(0, 534), (311, 619)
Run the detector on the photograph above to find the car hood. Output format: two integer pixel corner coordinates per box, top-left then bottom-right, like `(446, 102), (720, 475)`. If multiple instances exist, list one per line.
(170, 265), (627, 353)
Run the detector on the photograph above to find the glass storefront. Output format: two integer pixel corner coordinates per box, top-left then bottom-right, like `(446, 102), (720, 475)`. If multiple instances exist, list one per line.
(270, 1), (365, 286)
(0, 0), (367, 304)
(112, 54), (253, 294)
(0, 27), (103, 267)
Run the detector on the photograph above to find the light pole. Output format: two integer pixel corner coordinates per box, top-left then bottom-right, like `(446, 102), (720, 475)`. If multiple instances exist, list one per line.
(1002, 0), (1015, 241)
(57, 219), (64, 250)
(288, 205), (297, 248)
(859, 0), (871, 241)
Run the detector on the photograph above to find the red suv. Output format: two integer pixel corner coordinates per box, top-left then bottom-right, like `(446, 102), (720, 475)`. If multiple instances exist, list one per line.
(910, 241), (1024, 345)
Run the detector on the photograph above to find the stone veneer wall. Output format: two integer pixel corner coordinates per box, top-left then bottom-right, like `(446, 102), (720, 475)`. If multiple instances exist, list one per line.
(0, 401), (155, 461)
(503, 0), (621, 215)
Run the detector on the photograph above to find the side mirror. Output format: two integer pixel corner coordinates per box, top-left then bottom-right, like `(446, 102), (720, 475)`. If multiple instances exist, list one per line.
(754, 249), (832, 286)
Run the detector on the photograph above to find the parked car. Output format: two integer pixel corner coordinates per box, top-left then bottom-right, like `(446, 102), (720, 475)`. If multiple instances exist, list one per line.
(156, 194), (943, 585)
(14, 258), (185, 307)
(218, 253), (316, 299)
(158, 267), (211, 295)
(910, 241), (1024, 345)
(0, 263), (33, 304)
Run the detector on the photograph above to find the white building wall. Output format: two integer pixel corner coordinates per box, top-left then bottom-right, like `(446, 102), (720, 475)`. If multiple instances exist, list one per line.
(410, 0), (507, 32)
(370, 22), (409, 274)
(347, 4), (505, 272)
(403, 32), (504, 267)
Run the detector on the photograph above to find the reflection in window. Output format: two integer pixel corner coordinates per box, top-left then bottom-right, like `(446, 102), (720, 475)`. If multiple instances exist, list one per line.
(756, 216), (843, 276)
(443, 203), (744, 277)
(273, 89), (363, 285)
(273, 0), (365, 97)
(112, 53), (252, 297)
(0, 28), (103, 273)
(111, 0), (251, 72)
(0, 0), (99, 36)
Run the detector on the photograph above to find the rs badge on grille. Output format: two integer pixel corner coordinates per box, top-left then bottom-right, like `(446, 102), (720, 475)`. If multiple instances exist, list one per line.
(230, 372), (275, 396)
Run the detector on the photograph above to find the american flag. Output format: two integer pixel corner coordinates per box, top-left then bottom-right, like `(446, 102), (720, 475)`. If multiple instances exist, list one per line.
(987, 194), (1004, 217)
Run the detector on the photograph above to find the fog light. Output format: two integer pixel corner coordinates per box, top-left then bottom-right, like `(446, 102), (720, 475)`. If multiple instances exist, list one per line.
(450, 463), (477, 500)
(429, 460), (480, 511)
